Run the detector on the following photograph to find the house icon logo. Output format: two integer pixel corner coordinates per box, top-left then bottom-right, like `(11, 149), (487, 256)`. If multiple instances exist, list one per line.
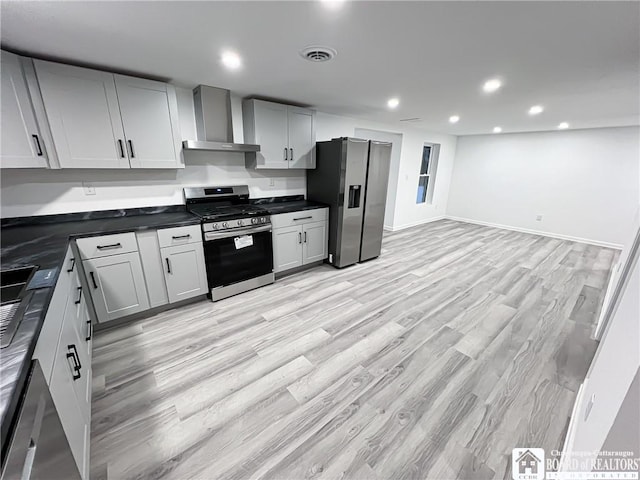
(512, 448), (545, 480)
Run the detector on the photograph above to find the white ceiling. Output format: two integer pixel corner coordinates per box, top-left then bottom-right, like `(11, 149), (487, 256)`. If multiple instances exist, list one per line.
(1, 1), (639, 136)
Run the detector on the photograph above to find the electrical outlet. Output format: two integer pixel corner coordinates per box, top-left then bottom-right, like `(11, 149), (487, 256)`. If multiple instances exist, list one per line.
(83, 182), (96, 195)
(269, 178), (275, 187)
(536, 215), (543, 221)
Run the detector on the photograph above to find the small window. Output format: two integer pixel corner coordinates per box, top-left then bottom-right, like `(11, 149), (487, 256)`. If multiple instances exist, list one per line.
(416, 143), (439, 204)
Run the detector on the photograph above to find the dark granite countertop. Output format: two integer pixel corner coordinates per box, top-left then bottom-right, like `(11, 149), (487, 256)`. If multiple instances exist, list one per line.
(252, 195), (328, 215)
(0, 205), (199, 452)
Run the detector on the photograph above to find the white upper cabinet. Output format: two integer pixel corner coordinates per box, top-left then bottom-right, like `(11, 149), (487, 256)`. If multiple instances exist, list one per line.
(34, 59), (130, 169)
(114, 74), (182, 169)
(33, 59), (182, 169)
(0, 51), (49, 168)
(287, 106), (316, 169)
(243, 99), (316, 170)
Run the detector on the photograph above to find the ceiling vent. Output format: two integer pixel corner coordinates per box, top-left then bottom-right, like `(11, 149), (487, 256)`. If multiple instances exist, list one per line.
(300, 46), (337, 62)
(400, 117), (422, 123)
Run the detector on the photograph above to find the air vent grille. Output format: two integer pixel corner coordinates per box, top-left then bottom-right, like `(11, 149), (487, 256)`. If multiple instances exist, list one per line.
(300, 46), (337, 63)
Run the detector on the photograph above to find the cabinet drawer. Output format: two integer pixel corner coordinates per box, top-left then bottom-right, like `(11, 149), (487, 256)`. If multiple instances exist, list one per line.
(271, 208), (328, 229)
(157, 225), (201, 248)
(76, 232), (138, 260)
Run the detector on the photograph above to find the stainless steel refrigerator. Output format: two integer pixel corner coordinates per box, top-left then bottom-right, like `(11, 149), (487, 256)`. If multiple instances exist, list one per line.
(307, 137), (392, 268)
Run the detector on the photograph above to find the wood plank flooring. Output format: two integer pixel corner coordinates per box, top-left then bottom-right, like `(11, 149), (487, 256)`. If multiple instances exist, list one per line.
(90, 220), (618, 480)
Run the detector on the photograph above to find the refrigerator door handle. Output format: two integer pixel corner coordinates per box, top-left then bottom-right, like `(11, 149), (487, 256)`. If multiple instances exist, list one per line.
(348, 185), (361, 208)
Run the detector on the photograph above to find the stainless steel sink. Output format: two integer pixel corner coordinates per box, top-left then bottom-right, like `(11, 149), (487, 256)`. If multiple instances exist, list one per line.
(1, 266), (37, 348)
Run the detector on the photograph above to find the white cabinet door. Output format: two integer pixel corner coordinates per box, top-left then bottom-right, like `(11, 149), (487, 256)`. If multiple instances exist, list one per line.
(49, 306), (90, 478)
(273, 225), (304, 273)
(114, 74), (182, 169)
(34, 60), (129, 169)
(302, 221), (328, 265)
(287, 106), (315, 169)
(161, 242), (208, 303)
(83, 252), (149, 323)
(0, 51), (48, 168)
(245, 100), (289, 169)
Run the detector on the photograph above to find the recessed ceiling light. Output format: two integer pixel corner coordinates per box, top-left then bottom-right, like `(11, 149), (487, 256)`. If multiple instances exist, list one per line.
(483, 78), (502, 93)
(221, 50), (242, 70)
(528, 105), (544, 115)
(558, 122), (569, 129)
(387, 97), (400, 109)
(449, 115), (460, 124)
(493, 126), (502, 133)
(320, 0), (346, 10)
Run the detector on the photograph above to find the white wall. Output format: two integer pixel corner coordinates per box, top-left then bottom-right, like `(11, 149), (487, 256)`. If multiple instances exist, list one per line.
(0, 88), (458, 231)
(446, 127), (640, 247)
(316, 112), (457, 230)
(563, 217), (639, 468)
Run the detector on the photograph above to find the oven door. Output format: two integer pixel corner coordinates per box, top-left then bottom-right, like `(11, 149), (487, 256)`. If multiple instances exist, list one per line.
(203, 225), (274, 289)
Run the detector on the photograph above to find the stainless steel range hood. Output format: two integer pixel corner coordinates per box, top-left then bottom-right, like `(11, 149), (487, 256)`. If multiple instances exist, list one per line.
(182, 85), (260, 153)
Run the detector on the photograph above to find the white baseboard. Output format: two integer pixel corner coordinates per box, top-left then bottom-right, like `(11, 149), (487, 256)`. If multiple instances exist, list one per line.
(387, 215), (446, 232)
(445, 216), (623, 250)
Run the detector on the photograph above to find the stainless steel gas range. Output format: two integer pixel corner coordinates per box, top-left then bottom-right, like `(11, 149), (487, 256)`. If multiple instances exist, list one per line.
(184, 186), (274, 301)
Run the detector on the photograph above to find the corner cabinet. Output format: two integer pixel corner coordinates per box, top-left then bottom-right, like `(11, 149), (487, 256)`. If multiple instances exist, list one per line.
(243, 99), (316, 169)
(33, 59), (183, 169)
(0, 51), (50, 168)
(272, 208), (328, 273)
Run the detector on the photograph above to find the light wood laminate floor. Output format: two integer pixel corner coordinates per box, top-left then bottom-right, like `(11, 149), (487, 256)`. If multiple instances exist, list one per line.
(90, 220), (618, 480)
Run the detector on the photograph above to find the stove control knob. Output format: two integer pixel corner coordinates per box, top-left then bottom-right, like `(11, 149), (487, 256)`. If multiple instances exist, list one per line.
(237, 220), (243, 226)
(222, 222), (228, 228)
(251, 218), (258, 224)
(212, 223), (219, 230)
(261, 217), (267, 223)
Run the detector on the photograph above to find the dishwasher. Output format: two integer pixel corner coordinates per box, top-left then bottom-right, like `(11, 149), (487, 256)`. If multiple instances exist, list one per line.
(1, 360), (80, 480)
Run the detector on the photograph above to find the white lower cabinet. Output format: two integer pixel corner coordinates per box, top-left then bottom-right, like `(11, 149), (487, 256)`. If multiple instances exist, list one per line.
(302, 221), (328, 265)
(39, 249), (92, 480)
(272, 209), (328, 273)
(82, 251), (150, 323)
(273, 225), (304, 273)
(161, 242), (208, 303)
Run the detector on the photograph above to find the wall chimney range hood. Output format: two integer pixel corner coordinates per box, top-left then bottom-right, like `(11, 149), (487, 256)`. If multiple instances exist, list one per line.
(182, 85), (260, 153)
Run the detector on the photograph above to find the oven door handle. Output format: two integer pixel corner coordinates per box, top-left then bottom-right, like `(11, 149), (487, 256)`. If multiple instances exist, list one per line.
(204, 224), (272, 241)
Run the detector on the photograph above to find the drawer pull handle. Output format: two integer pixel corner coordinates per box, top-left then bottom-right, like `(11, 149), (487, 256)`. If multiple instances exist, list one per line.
(90, 272), (98, 289)
(298, 232), (302, 244)
(127, 140), (135, 158)
(32, 134), (43, 156)
(290, 148), (293, 161)
(74, 286), (82, 305)
(67, 258), (75, 273)
(66, 345), (81, 380)
(86, 320), (92, 342)
(284, 147), (288, 161)
(304, 231), (307, 243)
(172, 234), (191, 240)
(293, 216), (313, 221)
(96, 243), (122, 250)
(166, 258), (172, 274)
(117, 139), (126, 158)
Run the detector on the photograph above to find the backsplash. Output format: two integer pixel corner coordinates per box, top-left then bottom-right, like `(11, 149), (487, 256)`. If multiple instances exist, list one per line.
(0, 156), (306, 218)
